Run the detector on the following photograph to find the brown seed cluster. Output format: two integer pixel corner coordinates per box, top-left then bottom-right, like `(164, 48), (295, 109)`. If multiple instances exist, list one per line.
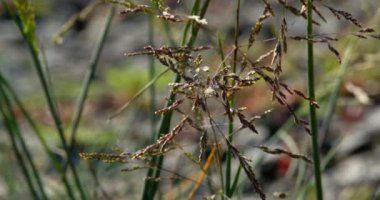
(76, 1), (380, 199)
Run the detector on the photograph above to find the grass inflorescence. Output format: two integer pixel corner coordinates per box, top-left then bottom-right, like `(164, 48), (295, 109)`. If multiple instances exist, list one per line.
(1, 0), (379, 199)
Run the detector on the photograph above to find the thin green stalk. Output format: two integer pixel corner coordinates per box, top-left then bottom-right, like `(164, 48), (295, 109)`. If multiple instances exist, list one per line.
(29, 25), (87, 200)
(320, 46), (352, 141)
(225, 0), (240, 197)
(141, 1), (210, 199)
(0, 72), (77, 199)
(307, 1), (323, 200)
(67, 4), (115, 165)
(6, 2), (87, 199)
(108, 68), (170, 120)
(215, 33), (229, 195)
(148, 1), (211, 196)
(297, 138), (344, 199)
(232, 0), (240, 74)
(217, 33), (226, 68)
(181, 0), (201, 45)
(229, 165), (242, 196)
(186, 0), (210, 48)
(0, 84), (48, 200)
(224, 62), (234, 194)
(142, 75), (180, 200)
(148, 7), (157, 136)
(0, 87), (40, 200)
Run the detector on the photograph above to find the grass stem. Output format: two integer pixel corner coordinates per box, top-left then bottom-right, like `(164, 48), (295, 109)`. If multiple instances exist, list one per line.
(148, 7), (157, 137)
(4, 2), (87, 198)
(0, 86), (41, 200)
(226, 0), (240, 197)
(141, 1), (210, 199)
(0, 72), (77, 199)
(307, 1), (323, 200)
(67, 4), (115, 168)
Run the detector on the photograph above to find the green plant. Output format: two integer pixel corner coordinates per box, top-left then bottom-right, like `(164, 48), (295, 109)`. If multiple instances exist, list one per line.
(306, 1), (323, 199)
(1, 0), (379, 200)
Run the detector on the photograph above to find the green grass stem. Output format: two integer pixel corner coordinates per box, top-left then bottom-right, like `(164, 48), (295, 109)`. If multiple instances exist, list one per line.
(0, 86), (41, 200)
(0, 85), (48, 200)
(307, 1), (323, 200)
(225, 0), (240, 197)
(320, 46), (352, 141)
(28, 20), (88, 200)
(4, 2), (87, 198)
(67, 4), (115, 165)
(0, 71), (77, 199)
(141, 1), (210, 199)
(298, 50), (360, 196)
(148, 6), (157, 136)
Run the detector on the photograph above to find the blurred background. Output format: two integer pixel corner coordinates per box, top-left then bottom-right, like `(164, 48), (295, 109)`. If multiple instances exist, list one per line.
(0, 0), (380, 199)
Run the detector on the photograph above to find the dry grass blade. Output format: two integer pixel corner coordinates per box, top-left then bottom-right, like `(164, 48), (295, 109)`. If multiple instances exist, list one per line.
(188, 145), (216, 200)
(258, 145), (312, 164)
(108, 68), (169, 120)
